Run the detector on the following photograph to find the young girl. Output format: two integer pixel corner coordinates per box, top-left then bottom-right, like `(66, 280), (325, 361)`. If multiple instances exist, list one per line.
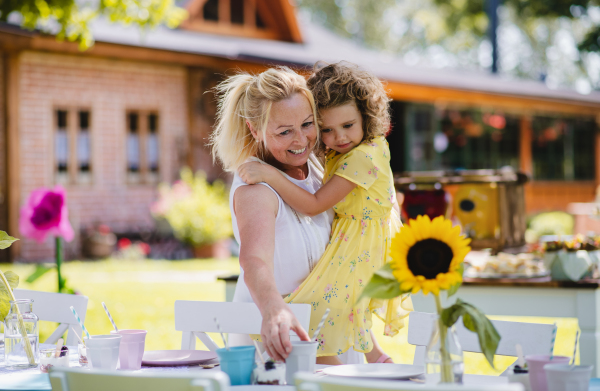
(238, 62), (412, 360)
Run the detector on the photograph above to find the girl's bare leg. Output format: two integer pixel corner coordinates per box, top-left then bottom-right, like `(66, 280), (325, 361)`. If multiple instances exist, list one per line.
(317, 356), (344, 365)
(365, 331), (393, 363)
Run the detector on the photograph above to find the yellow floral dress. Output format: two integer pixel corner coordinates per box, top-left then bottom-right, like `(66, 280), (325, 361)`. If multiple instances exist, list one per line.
(284, 136), (413, 357)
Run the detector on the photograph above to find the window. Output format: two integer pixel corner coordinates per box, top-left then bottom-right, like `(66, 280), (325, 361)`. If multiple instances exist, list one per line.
(126, 110), (160, 184)
(54, 108), (92, 185)
(203, 0), (219, 21)
(532, 116), (595, 180)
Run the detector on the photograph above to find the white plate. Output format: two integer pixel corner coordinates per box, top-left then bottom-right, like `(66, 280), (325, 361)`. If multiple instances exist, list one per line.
(322, 364), (424, 379)
(142, 350), (218, 366)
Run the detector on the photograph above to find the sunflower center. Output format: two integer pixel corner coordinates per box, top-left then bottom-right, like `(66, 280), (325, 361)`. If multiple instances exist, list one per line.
(407, 238), (454, 280)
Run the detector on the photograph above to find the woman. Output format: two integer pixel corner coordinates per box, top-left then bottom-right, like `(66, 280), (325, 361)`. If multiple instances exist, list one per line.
(210, 67), (392, 364)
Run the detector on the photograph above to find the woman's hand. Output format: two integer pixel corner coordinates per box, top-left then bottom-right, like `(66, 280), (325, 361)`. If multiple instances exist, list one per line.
(238, 162), (276, 185)
(261, 302), (311, 361)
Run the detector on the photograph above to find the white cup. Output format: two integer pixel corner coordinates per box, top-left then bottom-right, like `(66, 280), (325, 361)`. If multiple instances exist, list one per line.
(85, 335), (122, 370)
(285, 341), (318, 385)
(544, 363), (593, 391)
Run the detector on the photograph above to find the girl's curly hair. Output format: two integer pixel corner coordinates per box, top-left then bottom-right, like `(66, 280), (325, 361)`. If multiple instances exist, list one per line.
(307, 61), (391, 151)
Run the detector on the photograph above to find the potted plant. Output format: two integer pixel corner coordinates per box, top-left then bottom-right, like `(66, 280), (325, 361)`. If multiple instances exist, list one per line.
(153, 168), (233, 259)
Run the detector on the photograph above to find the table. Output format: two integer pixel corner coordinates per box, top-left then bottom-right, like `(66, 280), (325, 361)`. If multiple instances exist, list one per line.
(0, 344), (520, 390)
(412, 278), (600, 376)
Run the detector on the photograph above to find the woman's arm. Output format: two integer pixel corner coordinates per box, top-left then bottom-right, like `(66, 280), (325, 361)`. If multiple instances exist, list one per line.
(234, 184), (310, 361)
(238, 162), (356, 217)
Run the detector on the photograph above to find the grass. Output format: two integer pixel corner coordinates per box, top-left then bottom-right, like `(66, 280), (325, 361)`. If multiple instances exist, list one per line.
(1, 258), (580, 375)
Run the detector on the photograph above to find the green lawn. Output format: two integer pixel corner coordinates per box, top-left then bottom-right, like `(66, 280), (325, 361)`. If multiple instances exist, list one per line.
(1, 259), (579, 375)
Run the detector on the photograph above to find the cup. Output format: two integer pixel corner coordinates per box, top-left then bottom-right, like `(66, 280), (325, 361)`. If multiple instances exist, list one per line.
(39, 348), (69, 373)
(78, 342), (88, 367)
(110, 329), (147, 370)
(216, 346), (256, 385)
(86, 335), (122, 370)
(544, 364), (593, 391)
(285, 341), (318, 385)
(525, 355), (570, 391)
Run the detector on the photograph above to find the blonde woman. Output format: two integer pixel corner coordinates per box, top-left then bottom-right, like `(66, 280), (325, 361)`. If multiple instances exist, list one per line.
(211, 67), (391, 365)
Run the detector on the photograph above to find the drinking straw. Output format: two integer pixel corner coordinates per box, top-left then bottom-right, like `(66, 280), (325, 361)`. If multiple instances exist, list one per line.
(550, 322), (557, 360)
(252, 339), (265, 365)
(312, 308), (331, 341)
(571, 330), (580, 366)
(213, 317), (229, 351)
(70, 306), (91, 340)
(101, 302), (119, 333)
(54, 338), (64, 358)
(71, 327), (86, 346)
(515, 343), (525, 368)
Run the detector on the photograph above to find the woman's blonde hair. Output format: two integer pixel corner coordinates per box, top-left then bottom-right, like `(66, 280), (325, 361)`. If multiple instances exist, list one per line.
(211, 67), (318, 172)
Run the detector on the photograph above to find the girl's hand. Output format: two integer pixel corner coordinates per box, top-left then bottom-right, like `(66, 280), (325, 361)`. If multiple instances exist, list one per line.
(261, 303), (310, 361)
(239, 162), (275, 185)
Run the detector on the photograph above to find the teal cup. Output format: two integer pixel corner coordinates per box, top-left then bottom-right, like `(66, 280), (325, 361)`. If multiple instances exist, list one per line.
(216, 346), (256, 385)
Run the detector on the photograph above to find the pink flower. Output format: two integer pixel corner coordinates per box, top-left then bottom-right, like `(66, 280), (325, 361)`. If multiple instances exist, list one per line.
(325, 284), (332, 293)
(19, 186), (74, 243)
(349, 311), (354, 322)
(118, 238), (132, 249)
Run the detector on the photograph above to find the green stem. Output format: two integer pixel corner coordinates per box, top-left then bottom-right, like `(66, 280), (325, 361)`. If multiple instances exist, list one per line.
(0, 270), (36, 365)
(55, 237), (63, 293)
(434, 294), (454, 383)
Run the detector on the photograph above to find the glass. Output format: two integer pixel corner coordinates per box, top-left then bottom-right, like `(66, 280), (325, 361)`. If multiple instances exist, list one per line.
(425, 315), (463, 384)
(78, 342), (88, 366)
(39, 348), (69, 373)
(4, 299), (39, 369)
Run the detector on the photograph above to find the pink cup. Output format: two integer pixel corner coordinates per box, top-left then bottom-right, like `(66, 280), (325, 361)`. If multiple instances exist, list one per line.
(110, 329), (147, 370)
(525, 355), (570, 391)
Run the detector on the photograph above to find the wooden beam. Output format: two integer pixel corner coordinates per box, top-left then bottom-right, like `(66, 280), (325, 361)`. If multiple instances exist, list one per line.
(276, 0), (303, 43)
(519, 116), (533, 176)
(386, 82), (600, 116)
(181, 20), (279, 40)
(219, 0), (231, 25)
(5, 52), (20, 259)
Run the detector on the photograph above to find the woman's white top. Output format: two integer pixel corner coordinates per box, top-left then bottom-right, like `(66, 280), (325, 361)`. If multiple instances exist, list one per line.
(229, 155), (363, 364)
(230, 155), (333, 301)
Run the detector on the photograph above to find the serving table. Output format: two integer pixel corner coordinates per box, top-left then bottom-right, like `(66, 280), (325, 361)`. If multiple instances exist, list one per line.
(412, 278), (600, 376)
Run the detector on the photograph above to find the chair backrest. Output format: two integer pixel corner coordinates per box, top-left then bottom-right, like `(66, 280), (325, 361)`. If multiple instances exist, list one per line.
(175, 300), (311, 350)
(294, 372), (524, 391)
(49, 367), (229, 391)
(14, 289), (88, 346)
(407, 312), (555, 368)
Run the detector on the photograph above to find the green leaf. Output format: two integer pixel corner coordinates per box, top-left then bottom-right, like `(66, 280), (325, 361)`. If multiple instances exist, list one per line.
(441, 299), (501, 368)
(357, 263), (405, 302)
(0, 271), (20, 320)
(447, 264), (464, 298)
(26, 264), (54, 283)
(0, 231), (19, 250)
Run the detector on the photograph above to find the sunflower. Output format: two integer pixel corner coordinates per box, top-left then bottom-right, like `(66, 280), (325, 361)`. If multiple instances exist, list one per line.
(390, 215), (471, 296)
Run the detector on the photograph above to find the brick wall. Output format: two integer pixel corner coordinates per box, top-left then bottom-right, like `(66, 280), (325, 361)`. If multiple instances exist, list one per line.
(17, 51), (188, 261)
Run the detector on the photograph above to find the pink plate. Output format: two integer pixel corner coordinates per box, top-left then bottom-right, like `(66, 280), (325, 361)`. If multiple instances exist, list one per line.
(142, 350), (218, 366)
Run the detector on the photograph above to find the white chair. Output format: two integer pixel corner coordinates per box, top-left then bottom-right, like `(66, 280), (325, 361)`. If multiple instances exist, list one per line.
(174, 300), (311, 351)
(14, 289), (88, 346)
(407, 311), (555, 369)
(295, 372), (524, 391)
(49, 367), (229, 391)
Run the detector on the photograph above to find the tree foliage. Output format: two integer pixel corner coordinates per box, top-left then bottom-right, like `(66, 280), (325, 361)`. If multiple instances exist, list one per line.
(0, 0), (188, 49)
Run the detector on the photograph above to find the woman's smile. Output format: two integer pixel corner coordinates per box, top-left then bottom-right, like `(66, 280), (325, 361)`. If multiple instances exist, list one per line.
(289, 146), (308, 155)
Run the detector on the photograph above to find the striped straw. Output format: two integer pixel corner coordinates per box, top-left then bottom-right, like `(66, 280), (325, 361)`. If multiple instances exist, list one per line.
(312, 308), (331, 341)
(70, 306), (91, 340)
(213, 317), (229, 350)
(101, 302), (119, 333)
(550, 322), (557, 360)
(571, 330), (580, 366)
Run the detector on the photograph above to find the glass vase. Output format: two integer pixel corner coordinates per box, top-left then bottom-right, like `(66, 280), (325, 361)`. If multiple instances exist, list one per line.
(425, 315), (463, 384)
(4, 299), (39, 369)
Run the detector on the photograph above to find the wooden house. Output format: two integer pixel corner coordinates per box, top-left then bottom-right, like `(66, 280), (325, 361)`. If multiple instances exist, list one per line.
(1, 0), (599, 261)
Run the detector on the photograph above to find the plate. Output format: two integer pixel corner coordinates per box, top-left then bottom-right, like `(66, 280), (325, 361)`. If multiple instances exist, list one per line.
(142, 350), (218, 366)
(464, 270), (550, 279)
(322, 364), (424, 379)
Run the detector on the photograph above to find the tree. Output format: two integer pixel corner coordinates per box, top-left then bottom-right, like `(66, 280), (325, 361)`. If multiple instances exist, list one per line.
(0, 0), (188, 49)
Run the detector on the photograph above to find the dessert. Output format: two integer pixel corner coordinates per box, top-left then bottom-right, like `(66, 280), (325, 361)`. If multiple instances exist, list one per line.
(39, 347), (69, 373)
(252, 360), (286, 385)
(78, 342), (88, 366)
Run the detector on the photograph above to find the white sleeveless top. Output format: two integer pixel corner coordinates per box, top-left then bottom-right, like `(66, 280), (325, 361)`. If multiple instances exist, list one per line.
(229, 156), (364, 364)
(230, 155), (334, 302)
